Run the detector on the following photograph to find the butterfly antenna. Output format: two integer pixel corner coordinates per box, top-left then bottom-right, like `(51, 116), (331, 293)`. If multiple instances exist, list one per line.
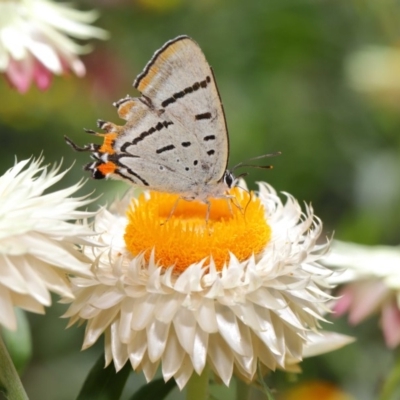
(231, 152), (282, 172)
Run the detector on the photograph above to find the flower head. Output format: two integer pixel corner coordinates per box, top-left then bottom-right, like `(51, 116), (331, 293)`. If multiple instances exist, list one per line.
(0, 0), (108, 93)
(323, 240), (400, 348)
(0, 157), (97, 331)
(64, 183), (348, 389)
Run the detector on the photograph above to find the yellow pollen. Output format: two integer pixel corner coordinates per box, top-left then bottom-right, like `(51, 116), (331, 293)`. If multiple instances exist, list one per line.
(124, 188), (271, 273)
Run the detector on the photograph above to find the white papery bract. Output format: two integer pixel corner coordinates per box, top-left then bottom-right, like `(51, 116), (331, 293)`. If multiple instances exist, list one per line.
(64, 183), (346, 389)
(0, 157), (96, 331)
(0, 0), (108, 92)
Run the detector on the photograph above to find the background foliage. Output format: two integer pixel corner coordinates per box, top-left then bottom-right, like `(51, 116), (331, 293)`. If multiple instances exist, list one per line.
(1, 0), (399, 399)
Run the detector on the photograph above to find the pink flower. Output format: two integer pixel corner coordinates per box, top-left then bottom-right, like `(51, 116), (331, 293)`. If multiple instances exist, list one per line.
(323, 240), (400, 348)
(0, 0), (108, 93)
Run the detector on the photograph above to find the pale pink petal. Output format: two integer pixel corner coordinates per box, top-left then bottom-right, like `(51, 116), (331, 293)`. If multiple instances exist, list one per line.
(381, 301), (400, 348)
(33, 59), (53, 91)
(348, 281), (388, 324)
(333, 286), (354, 317)
(5, 57), (34, 93)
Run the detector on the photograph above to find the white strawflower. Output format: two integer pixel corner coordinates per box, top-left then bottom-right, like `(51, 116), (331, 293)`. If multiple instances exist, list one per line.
(0, 157), (97, 331)
(0, 0), (108, 93)
(63, 184), (351, 389)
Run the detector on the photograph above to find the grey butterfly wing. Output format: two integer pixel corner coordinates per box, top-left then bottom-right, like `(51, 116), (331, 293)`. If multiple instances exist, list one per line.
(115, 36), (229, 194)
(113, 98), (199, 192)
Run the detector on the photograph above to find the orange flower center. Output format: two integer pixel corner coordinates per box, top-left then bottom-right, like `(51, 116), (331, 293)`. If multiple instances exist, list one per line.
(124, 188), (271, 273)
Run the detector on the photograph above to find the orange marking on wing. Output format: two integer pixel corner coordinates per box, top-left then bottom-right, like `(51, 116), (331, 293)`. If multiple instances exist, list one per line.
(99, 133), (118, 154)
(117, 99), (144, 119)
(137, 40), (187, 92)
(138, 65), (159, 91)
(98, 161), (117, 176)
(118, 101), (134, 119)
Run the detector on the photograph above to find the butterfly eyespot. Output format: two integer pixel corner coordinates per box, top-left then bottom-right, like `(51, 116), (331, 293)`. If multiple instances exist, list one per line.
(193, 160), (198, 166)
(92, 169), (106, 180)
(185, 167), (189, 171)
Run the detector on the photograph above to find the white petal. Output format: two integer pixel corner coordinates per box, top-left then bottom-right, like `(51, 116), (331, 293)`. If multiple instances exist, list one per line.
(303, 332), (355, 358)
(119, 298), (134, 343)
(173, 355), (194, 390)
(141, 355), (159, 383)
(282, 324), (303, 361)
(11, 256), (51, 305)
(215, 304), (252, 357)
(146, 319), (170, 362)
(161, 328), (185, 380)
(0, 254), (29, 294)
(130, 294), (158, 330)
(231, 302), (264, 331)
(10, 292), (44, 314)
(89, 286), (124, 309)
(191, 328), (208, 375)
(253, 335), (278, 371)
(154, 292), (182, 324)
(247, 288), (288, 310)
(110, 321), (129, 371)
(83, 307), (119, 349)
(233, 353), (256, 379)
(25, 39), (62, 73)
(207, 335), (234, 386)
(194, 298), (218, 333)
(173, 308), (197, 355)
(0, 285), (17, 330)
(128, 330), (147, 369)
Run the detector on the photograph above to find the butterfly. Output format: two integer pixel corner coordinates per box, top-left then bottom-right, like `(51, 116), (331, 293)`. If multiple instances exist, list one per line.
(65, 36), (274, 203)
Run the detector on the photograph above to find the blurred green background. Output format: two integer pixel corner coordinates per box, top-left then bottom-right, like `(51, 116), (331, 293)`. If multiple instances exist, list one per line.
(1, 0), (400, 399)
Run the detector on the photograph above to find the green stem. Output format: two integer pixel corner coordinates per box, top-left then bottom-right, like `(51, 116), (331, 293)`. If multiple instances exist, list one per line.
(378, 350), (400, 400)
(235, 377), (250, 400)
(185, 364), (210, 400)
(0, 332), (29, 400)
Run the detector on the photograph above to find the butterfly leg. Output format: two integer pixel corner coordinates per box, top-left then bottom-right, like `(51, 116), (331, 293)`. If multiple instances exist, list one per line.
(64, 136), (99, 152)
(161, 196), (182, 225)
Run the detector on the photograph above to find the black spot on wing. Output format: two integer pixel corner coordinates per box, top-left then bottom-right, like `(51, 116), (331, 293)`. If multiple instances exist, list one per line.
(203, 135), (215, 141)
(156, 144), (175, 154)
(195, 112), (212, 120)
(207, 150), (215, 156)
(181, 142), (191, 147)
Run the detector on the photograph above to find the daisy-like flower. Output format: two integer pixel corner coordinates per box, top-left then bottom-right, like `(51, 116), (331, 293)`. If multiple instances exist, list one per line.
(323, 240), (400, 348)
(0, 157), (97, 331)
(63, 184), (351, 389)
(0, 0), (109, 93)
